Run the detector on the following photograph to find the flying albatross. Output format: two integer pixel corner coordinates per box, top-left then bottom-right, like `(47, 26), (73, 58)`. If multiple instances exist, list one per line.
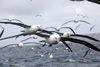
(0, 21), (53, 35)
(61, 19), (90, 26)
(36, 32), (100, 52)
(34, 33), (73, 52)
(54, 31), (100, 42)
(83, 44), (100, 58)
(0, 32), (100, 52)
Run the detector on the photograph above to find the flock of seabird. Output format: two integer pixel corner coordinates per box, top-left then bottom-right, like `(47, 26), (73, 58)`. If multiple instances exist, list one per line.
(0, 19), (100, 58)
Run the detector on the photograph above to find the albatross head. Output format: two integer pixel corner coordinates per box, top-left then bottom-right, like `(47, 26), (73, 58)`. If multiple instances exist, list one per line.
(56, 27), (60, 31)
(31, 25), (43, 31)
(62, 32), (71, 37)
(17, 42), (24, 48)
(74, 19), (79, 22)
(22, 25), (43, 34)
(47, 33), (60, 44)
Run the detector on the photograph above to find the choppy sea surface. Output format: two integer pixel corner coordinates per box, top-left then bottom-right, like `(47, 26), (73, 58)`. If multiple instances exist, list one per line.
(0, 33), (100, 67)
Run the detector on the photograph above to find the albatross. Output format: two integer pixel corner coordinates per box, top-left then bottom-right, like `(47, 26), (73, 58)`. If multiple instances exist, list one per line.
(0, 21), (53, 35)
(55, 32), (100, 42)
(0, 31), (100, 52)
(0, 32), (60, 47)
(61, 19), (90, 26)
(35, 33), (60, 46)
(35, 33), (73, 52)
(38, 32), (100, 52)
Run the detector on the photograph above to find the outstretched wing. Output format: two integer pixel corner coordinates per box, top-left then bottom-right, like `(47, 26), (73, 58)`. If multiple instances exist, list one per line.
(61, 20), (73, 26)
(0, 21), (30, 28)
(40, 30), (53, 34)
(24, 42), (43, 47)
(71, 34), (100, 41)
(61, 41), (73, 52)
(44, 27), (56, 30)
(34, 33), (49, 38)
(0, 33), (26, 41)
(79, 20), (90, 24)
(60, 27), (75, 34)
(21, 37), (33, 42)
(75, 23), (81, 30)
(11, 19), (24, 24)
(61, 37), (100, 52)
(0, 44), (17, 50)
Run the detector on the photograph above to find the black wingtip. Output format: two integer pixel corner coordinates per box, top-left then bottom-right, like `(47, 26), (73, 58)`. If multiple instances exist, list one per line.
(0, 25), (5, 38)
(61, 41), (73, 52)
(61, 37), (100, 52)
(0, 29), (4, 38)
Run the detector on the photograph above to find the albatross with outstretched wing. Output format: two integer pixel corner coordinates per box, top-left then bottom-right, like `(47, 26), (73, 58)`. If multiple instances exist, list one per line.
(0, 21), (53, 34)
(61, 19), (90, 26)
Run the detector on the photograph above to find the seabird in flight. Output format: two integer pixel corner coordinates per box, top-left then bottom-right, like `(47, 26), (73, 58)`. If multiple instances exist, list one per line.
(0, 21), (53, 35)
(38, 31), (100, 52)
(83, 48), (92, 58)
(20, 36), (38, 42)
(55, 32), (100, 42)
(70, 34), (100, 42)
(38, 32), (100, 53)
(37, 33), (72, 52)
(61, 19), (90, 26)
(83, 44), (100, 58)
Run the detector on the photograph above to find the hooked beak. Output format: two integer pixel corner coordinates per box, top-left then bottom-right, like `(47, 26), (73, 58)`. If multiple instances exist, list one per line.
(56, 38), (60, 43)
(39, 27), (43, 30)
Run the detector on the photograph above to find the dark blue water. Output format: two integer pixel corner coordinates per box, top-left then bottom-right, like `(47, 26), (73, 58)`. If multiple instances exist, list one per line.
(0, 41), (100, 67)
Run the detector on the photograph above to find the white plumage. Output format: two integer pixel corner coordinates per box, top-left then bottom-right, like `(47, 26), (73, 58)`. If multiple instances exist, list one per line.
(62, 32), (71, 38)
(46, 33), (60, 44)
(23, 25), (42, 34)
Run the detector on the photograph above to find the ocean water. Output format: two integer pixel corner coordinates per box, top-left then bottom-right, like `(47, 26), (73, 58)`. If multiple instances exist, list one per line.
(0, 34), (100, 67)
(0, 41), (100, 67)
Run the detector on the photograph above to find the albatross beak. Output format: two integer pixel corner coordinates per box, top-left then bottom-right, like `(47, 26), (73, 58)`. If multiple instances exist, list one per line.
(39, 27), (43, 30)
(56, 38), (60, 43)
